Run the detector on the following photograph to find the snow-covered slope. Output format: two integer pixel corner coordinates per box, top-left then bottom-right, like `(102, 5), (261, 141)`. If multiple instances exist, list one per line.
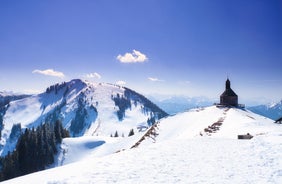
(0, 92), (29, 105)
(0, 79), (167, 156)
(0, 92), (30, 153)
(136, 106), (276, 145)
(248, 100), (282, 120)
(4, 106), (282, 183)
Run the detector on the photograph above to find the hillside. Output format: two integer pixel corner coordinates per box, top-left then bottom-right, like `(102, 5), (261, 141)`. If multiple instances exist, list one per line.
(248, 100), (282, 120)
(4, 106), (282, 183)
(0, 79), (167, 157)
(0, 92), (30, 107)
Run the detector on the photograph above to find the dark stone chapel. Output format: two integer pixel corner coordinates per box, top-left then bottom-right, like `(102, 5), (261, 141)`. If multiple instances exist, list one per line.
(220, 78), (238, 107)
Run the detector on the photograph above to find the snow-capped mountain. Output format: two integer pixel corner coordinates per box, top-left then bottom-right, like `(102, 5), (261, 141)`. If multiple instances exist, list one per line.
(4, 106), (282, 183)
(0, 92), (30, 150)
(0, 79), (168, 156)
(0, 92), (30, 107)
(248, 100), (282, 120)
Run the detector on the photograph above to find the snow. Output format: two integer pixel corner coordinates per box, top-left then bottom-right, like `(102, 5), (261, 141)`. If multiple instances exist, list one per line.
(0, 95), (43, 154)
(4, 106), (282, 183)
(54, 133), (145, 167)
(55, 136), (106, 166)
(4, 136), (282, 183)
(147, 106), (275, 142)
(0, 79), (157, 156)
(248, 99), (282, 120)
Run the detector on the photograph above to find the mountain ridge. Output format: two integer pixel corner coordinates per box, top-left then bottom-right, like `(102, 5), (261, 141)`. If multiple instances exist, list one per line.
(0, 79), (168, 157)
(248, 99), (282, 120)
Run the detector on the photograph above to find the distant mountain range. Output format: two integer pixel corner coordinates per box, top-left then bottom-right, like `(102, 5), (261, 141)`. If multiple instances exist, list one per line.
(0, 91), (30, 107)
(147, 95), (215, 115)
(247, 100), (282, 120)
(147, 94), (282, 121)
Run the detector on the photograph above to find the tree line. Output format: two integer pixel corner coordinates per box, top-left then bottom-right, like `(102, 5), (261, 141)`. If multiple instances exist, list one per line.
(0, 120), (69, 181)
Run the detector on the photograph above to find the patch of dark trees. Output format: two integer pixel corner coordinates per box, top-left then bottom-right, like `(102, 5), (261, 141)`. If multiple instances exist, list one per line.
(0, 121), (69, 182)
(275, 117), (282, 124)
(124, 88), (168, 118)
(70, 95), (98, 137)
(45, 82), (67, 95)
(44, 99), (66, 125)
(110, 129), (135, 137)
(112, 93), (131, 121)
(112, 88), (168, 124)
(0, 94), (30, 139)
(0, 105), (9, 139)
(0, 94), (30, 108)
(70, 97), (88, 136)
(45, 79), (87, 96)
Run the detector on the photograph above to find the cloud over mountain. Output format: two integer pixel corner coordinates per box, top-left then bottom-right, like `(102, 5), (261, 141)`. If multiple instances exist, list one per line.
(85, 72), (101, 79)
(32, 69), (65, 78)
(117, 50), (148, 63)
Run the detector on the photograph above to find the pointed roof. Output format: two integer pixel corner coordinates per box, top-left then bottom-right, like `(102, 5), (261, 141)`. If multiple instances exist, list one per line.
(220, 78), (237, 97)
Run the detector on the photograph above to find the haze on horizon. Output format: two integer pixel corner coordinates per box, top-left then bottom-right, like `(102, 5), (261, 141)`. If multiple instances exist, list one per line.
(0, 0), (281, 104)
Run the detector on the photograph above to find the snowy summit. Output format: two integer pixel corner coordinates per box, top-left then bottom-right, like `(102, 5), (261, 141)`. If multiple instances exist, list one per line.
(0, 79), (167, 157)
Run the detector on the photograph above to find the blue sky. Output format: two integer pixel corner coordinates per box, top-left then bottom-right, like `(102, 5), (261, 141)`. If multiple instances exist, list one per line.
(0, 0), (281, 104)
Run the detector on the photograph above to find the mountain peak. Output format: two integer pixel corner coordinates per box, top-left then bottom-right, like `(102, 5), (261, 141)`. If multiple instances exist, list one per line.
(269, 99), (282, 108)
(248, 99), (282, 120)
(0, 79), (167, 156)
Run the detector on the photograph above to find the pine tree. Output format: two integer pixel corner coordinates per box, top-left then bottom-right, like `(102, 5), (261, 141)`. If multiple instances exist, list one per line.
(17, 129), (28, 174)
(114, 131), (119, 137)
(128, 129), (134, 137)
(0, 120), (70, 182)
(54, 120), (62, 143)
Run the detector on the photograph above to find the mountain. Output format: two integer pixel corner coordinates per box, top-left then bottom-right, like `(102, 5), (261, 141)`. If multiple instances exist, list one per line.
(0, 79), (168, 157)
(147, 95), (214, 115)
(0, 92), (30, 107)
(0, 92), (30, 144)
(3, 106), (282, 183)
(248, 100), (282, 120)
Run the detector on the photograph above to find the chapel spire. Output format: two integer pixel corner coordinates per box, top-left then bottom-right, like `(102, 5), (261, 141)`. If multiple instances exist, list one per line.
(226, 78), (231, 89)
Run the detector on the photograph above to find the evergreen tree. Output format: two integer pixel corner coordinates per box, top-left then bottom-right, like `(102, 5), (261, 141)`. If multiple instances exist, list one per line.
(128, 129), (134, 137)
(114, 131), (119, 137)
(54, 120), (62, 143)
(0, 120), (70, 182)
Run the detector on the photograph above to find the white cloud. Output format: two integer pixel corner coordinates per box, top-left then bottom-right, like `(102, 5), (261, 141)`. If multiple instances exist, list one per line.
(32, 69), (65, 78)
(148, 77), (164, 82)
(117, 50), (148, 63)
(116, 80), (126, 86)
(85, 72), (102, 79)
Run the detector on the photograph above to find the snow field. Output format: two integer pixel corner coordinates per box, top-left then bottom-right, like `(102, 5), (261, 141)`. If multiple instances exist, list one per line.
(4, 106), (282, 183)
(4, 135), (282, 184)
